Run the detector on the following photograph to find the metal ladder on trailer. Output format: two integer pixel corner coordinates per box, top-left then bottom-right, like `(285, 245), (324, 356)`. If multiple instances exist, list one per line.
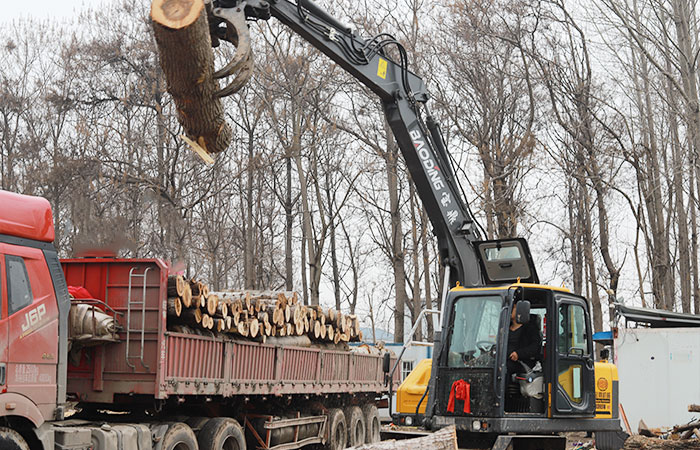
(125, 267), (151, 370)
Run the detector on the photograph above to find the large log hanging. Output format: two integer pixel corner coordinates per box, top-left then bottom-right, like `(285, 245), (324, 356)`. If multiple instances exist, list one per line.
(151, 0), (233, 155)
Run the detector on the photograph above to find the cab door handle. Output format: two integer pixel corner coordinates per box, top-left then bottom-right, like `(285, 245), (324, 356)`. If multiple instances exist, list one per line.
(0, 363), (5, 385)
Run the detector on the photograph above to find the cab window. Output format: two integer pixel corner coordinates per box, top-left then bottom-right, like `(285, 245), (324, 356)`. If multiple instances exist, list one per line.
(558, 303), (588, 355)
(6, 255), (33, 315)
(447, 295), (502, 368)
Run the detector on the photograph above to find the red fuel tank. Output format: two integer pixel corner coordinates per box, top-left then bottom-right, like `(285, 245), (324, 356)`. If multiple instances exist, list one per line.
(0, 190), (55, 243)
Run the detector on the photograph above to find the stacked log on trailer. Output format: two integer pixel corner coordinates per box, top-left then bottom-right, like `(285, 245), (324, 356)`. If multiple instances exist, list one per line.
(166, 275), (363, 345)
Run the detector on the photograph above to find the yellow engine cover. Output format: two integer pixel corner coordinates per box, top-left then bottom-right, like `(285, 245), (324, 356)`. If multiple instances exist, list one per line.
(594, 360), (618, 419)
(396, 359), (432, 414)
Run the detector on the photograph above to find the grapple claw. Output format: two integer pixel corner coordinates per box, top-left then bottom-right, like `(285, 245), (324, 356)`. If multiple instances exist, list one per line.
(207, 2), (254, 97)
(215, 51), (254, 98)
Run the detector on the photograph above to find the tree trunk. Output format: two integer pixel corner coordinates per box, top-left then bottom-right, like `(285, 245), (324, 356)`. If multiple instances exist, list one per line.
(150, 0), (232, 154)
(326, 170), (342, 312)
(285, 155), (294, 291)
(385, 121), (408, 344)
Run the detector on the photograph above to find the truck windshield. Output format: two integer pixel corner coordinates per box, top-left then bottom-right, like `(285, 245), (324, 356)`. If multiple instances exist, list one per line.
(447, 295), (502, 368)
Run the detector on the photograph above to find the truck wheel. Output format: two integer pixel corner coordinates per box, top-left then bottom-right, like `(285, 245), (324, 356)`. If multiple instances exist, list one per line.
(197, 418), (246, 450)
(324, 408), (347, 450)
(0, 427), (29, 450)
(344, 406), (366, 446)
(186, 417), (212, 434)
(162, 422), (199, 450)
(361, 403), (380, 443)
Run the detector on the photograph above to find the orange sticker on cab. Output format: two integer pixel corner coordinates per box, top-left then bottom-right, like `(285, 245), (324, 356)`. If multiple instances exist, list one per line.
(377, 58), (387, 79)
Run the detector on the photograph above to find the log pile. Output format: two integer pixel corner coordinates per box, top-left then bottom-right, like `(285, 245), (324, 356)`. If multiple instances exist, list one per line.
(165, 275), (364, 345)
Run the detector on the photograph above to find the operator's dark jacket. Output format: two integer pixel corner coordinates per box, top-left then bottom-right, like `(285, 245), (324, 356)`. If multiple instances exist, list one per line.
(507, 318), (542, 373)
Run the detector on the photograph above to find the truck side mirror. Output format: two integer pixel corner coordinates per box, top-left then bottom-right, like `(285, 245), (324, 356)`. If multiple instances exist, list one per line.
(382, 352), (391, 373)
(515, 300), (531, 324)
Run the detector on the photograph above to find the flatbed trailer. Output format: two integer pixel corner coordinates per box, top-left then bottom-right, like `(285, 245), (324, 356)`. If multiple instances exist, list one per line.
(55, 257), (397, 450)
(63, 258), (393, 404)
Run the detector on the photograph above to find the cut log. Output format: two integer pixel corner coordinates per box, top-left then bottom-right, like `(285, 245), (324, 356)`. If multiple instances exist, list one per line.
(167, 297), (182, 317)
(237, 320), (249, 337)
(264, 335), (312, 348)
(167, 275), (186, 297)
(326, 325), (334, 341)
(249, 318), (260, 339)
(310, 320), (321, 339)
(151, 0), (233, 155)
(216, 318), (226, 332)
(216, 299), (228, 318)
(673, 420), (700, 434)
(182, 283), (193, 308)
(207, 294), (219, 316)
(689, 404), (700, 413)
(346, 425), (457, 450)
(177, 307), (202, 326)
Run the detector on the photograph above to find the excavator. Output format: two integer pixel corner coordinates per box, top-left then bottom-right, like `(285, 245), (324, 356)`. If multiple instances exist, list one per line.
(202, 0), (625, 448)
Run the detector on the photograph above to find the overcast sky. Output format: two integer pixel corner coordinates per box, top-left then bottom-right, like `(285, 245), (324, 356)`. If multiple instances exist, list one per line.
(2, 0), (108, 24)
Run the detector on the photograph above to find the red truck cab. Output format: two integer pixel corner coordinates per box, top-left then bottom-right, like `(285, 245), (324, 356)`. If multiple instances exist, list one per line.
(0, 190), (70, 431)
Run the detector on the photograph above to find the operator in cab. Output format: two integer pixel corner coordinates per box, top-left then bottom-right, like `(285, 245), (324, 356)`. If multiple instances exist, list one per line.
(507, 301), (542, 378)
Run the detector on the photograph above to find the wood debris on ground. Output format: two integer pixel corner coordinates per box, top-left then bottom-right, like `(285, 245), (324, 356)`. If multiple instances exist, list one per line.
(346, 425), (457, 450)
(623, 404), (700, 450)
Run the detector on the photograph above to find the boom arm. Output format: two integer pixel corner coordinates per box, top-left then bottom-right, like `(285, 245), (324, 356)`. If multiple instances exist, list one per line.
(213, 0), (484, 287)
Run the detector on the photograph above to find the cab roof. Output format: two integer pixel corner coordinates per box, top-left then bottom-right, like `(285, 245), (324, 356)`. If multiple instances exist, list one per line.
(0, 190), (55, 243)
(450, 282), (572, 294)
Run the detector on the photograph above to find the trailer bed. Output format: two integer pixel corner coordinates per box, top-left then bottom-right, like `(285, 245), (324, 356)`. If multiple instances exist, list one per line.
(62, 258), (396, 404)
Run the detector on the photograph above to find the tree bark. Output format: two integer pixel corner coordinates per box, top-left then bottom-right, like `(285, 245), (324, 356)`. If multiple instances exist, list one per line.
(151, 0), (232, 154)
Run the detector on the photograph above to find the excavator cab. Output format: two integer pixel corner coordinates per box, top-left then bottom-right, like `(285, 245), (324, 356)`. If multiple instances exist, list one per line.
(423, 281), (619, 440)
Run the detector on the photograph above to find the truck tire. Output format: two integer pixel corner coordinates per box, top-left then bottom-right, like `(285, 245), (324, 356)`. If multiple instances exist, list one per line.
(197, 418), (246, 450)
(162, 422), (199, 450)
(186, 417), (212, 434)
(0, 427), (29, 450)
(361, 403), (380, 443)
(344, 406), (366, 447)
(323, 408), (347, 450)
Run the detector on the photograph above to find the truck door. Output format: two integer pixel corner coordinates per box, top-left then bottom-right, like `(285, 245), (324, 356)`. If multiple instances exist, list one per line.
(1, 243), (59, 421)
(552, 296), (595, 416)
(0, 254), (7, 392)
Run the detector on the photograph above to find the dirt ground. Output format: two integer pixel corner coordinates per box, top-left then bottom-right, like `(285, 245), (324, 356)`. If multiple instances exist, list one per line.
(564, 432), (596, 450)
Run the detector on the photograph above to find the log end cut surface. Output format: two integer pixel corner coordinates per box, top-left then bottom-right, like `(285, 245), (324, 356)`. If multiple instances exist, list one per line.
(151, 0), (203, 30)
